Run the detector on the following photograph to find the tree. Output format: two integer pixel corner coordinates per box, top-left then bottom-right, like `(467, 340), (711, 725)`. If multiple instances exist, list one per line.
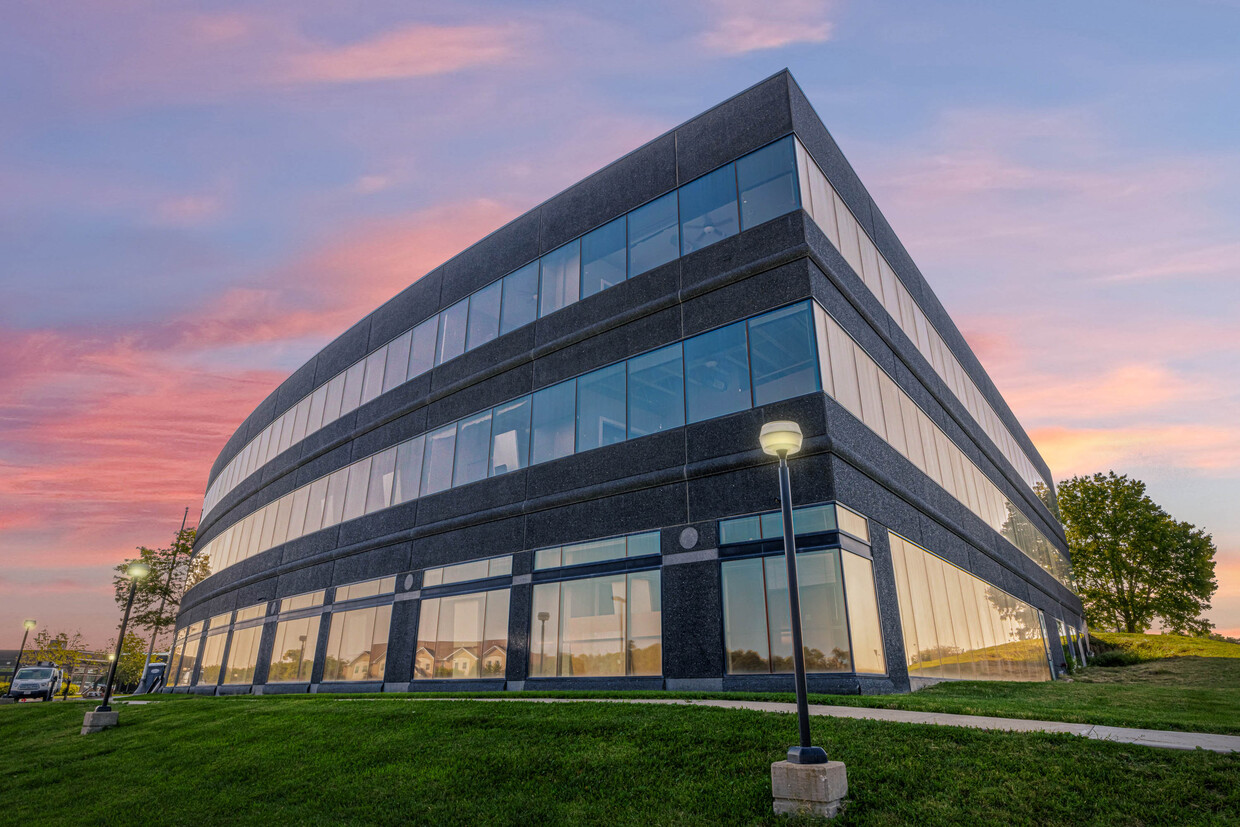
(112, 527), (204, 654)
(103, 631), (149, 692)
(31, 629), (88, 679)
(1058, 472), (1217, 635)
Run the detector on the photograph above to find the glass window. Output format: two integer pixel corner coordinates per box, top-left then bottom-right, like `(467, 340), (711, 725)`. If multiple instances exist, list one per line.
(684, 320), (751, 423)
(576, 363), (626, 452)
(321, 467), (350, 528)
(276, 411), (294, 455)
(280, 590), (326, 613)
(421, 423), (458, 496)
(531, 380), (576, 465)
(306, 385), (328, 434)
(500, 262), (539, 334)
(223, 625), (263, 685)
(738, 136), (800, 230)
(360, 348), (386, 406)
(628, 192), (679, 277)
(323, 605), (392, 682)
(437, 299), (469, 364)
(409, 315), (439, 379)
(748, 302), (819, 406)
(270, 495), (294, 548)
(196, 632), (227, 686)
(833, 192), (865, 277)
(393, 436), (424, 504)
(365, 447), (397, 514)
(341, 457), (372, 523)
(489, 397), (530, 476)
(836, 506), (870, 542)
(581, 217), (626, 299)
(466, 281), (502, 351)
(539, 240), (581, 318)
(722, 557), (770, 673)
(854, 351), (887, 439)
(534, 547), (562, 570)
(335, 575), (397, 602)
(322, 373), (346, 425)
(680, 164), (739, 254)
(842, 553), (886, 674)
(719, 514), (761, 544)
(291, 398), (310, 445)
(257, 503), (278, 553)
(530, 571), (661, 678)
(453, 411), (493, 487)
(424, 556), (513, 588)
(339, 361), (366, 416)
(303, 477), (329, 535)
(627, 343), (684, 439)
(415, 589), (511, 679)
(382, 331), (412, 394)
(267, 616), (320, 683)
(878, 373), (907, 457)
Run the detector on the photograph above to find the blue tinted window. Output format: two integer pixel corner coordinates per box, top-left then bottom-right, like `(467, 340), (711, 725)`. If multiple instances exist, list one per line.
(737, 137), (800, 230)
(420, 423), (457, 496)
(408, 316), (439, 379)
(748, 302), (820, 406)
(500, 262), (539, 334)
(453, 411), (492, 487)
(490, 397), (530, 476)
(684, 321), (751, 423)
(436, 299), (469, 364)
(531, 380), (576, 465)
(539, 240), (581, 318)
(466, 281), (502, 351)
(576, 364), (626, 452)
(581, 217), (626, 299)
(679, 163), (739, 254)
(628, 192), (679, 277)
(628, 343), (684, 438)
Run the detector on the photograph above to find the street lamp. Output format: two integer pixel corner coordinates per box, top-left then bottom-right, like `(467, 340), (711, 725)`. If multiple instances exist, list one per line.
(5, 619), (37, 698)
(537, 611), (551, 675)
(759, 420), (827, 765)
(96, 561), (150, 714)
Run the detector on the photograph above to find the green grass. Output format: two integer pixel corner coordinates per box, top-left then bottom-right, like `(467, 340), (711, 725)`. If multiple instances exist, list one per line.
(2, 693), (1238, 826)
(1090, 632), (1240, 661)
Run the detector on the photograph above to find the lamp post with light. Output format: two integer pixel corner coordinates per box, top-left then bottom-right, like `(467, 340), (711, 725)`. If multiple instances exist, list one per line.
(96, 561), (150, 714)
(5, 619), (37, 699)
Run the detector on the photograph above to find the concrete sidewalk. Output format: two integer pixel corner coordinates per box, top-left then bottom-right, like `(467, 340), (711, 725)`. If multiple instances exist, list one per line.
(402, 696), (1240, 754)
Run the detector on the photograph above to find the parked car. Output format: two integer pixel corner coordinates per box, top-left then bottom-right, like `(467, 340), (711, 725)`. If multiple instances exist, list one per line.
(7, 665), (62, 701)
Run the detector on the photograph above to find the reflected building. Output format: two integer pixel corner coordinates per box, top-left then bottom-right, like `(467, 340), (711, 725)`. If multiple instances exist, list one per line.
(167, 71), (1085, 697)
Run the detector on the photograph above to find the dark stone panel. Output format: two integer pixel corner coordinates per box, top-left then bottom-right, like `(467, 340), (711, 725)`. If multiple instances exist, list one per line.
(522, 677), (665, 692)
(312, 316), (375, 387)
(408, 473), (526, 527)
(259, 448), (303, 493)
(675, 72), (793, 183)
(294, 443), (353, 488)
(805, 225), (899, 346)
(506, 582), (532, 681)
(913, 514), (970, 571)
(724, 674), (863, 695)
(440, 212), (541, 307)
(232, 580), (277, 610)
(335, 502), (420, 547)
(678, 211), (807, 307)
(967, 547), (1004, 590)
(349, 387), (425, 441)
(432, 326), (536, 399)
(681, 258), (812, 339)
(252, 622), (276, 686)
(275, 560), (336, 599)
(867, 205), (930, 311)
(261, 683), (310, 695)
(525, 482), (687, 550)
(274, 359), (319, 413)
(383, 600), (419, 684)
(368, 268), (444, 349)
(317, 681), (382, 694)
(686, 393), (826, 466)
(686, 461), (783, 524)
(427, 362), (534, 430)
(534, 304), (680, 391)
(411, 515), (527, 570)
(298, 409), (360, 463)
(216, 684), (251, 696)
(349, 404), (430, 461)
(661, 559), (724, 679)
(524, 430), (685, 501)
(539, 133), (679, 252)
(830, 454), (922, 542)
(279, 529), (343, 568)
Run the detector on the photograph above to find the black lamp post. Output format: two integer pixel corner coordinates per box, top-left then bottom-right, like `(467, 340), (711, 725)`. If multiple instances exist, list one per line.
(97, 561), (150, 713)
(760, 420), (827, 765)
(537, 611), (550, 675)
(5, 619), (36, 698)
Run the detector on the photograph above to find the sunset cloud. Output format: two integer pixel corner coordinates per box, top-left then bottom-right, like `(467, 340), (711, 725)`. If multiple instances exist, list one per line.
(699, 0), (835, 54)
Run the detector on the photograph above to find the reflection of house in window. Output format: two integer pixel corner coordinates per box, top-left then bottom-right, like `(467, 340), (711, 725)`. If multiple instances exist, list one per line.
(414, 647), (434, 679)
(482, 645), (506, 676)
(448, 647), (479, 678)
(345, 644), (388, 681)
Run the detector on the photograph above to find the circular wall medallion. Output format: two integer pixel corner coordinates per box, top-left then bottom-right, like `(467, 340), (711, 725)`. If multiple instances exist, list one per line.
(403, 574), (415, 591)
(679, 527), (699, 550)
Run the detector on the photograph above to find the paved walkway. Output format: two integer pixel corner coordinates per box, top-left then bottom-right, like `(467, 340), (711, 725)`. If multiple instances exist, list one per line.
(398, 696), (1240, 754)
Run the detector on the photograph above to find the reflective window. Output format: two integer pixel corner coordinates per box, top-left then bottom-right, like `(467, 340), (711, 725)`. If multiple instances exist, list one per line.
(466, 280), (502, 351)
(291, 399), (310, 445)
(437, 299), (469, 364)
(489, 397), (530, 476)
(453, 411), (493, 487)
(360, 348), (386, 406)
(321, 467), (349, 528)
(539, 240), (581, 318)
(223, 625), (263, 684)
(322, 373), (345, 424)
(340, 361), (365, 416)
(323, 605), (391, 682)
(737, 136), (799, 230)
(365, 447), (397, 513)
(576, 363), (626, 452)
(341, 457), (372, 523)
(748, 302), (819, 406)
(423, 555), (513, 588)
(335, 575), (397, 602)
(627, 343), (684, 439)
(197, 629), (227, 686)
(534, 531), (659, 570)
(581, 217), (626, 299)
(268, 616), (320, 682)
(414, 589), (510, 679)
(392, 436), (424, 504)
(421, 423), (458, 496)
(684, 320), (750, 423)
(303, 477), (328, 534)
(842, 553), (885, 674)
(628, 192), (679, 277)
(270, 495), (294, 548)
(530, 571), (661, 677)
(383, 331), (412, 394)
(531, 380), (576, 465)
(280, 590), (326, 612)
(409, 315), (439, 379)
(500, 262), (539, 334)
(679, 163), (738, 254)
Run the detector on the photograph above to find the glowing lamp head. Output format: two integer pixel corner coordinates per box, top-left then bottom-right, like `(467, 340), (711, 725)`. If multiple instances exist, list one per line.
(760, 420), (804, 457)
(108, 653), (116, 662)
(126, 561), (151, 580)
(23, 619), (37, 631)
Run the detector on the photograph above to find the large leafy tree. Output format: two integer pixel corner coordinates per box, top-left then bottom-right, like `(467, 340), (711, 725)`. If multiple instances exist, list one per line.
(112, 527), (204, 654)
(31, 629), (88, 678)
(1058, 472), (1217, 635)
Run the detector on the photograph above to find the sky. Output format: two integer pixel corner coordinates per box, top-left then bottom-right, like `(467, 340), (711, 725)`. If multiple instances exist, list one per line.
(2, 0), (1238, 648)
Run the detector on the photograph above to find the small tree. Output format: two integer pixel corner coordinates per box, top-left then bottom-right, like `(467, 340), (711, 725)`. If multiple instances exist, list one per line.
(112, 527), (203, 654)
(1059, 472), (1217, 635)
(31, 629), (87, 675)
(103, 631), (149, 692)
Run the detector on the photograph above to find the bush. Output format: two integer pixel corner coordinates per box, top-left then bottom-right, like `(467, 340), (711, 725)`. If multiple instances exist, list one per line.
(1091, 650), (1142, 667)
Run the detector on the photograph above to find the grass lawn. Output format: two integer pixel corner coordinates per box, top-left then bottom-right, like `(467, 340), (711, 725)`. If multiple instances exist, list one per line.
(2, 693), (1239, 826)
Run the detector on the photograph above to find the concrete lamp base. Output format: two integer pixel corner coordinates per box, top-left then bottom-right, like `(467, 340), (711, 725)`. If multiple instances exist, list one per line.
(771, 759), (848, 819)
(0, 697), (16, 705)
(81, 710), (119, 735)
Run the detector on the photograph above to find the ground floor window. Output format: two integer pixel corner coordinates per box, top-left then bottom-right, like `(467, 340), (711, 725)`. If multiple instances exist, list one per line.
(198, 631), (227, 686)
(414, 588), (510, 679)
(530, 571), (662, 677)
(223, 625), (263, 684)
(323, 605), (391, 682)
(889, 533), (1049, 681)
(268, 616), (321, 682)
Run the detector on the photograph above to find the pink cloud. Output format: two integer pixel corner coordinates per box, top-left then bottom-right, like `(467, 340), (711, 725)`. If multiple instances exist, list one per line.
(698, 0), (835, 54)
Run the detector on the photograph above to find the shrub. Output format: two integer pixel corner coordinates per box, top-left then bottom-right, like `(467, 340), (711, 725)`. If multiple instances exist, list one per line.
(1091, 650), (1141, 667)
